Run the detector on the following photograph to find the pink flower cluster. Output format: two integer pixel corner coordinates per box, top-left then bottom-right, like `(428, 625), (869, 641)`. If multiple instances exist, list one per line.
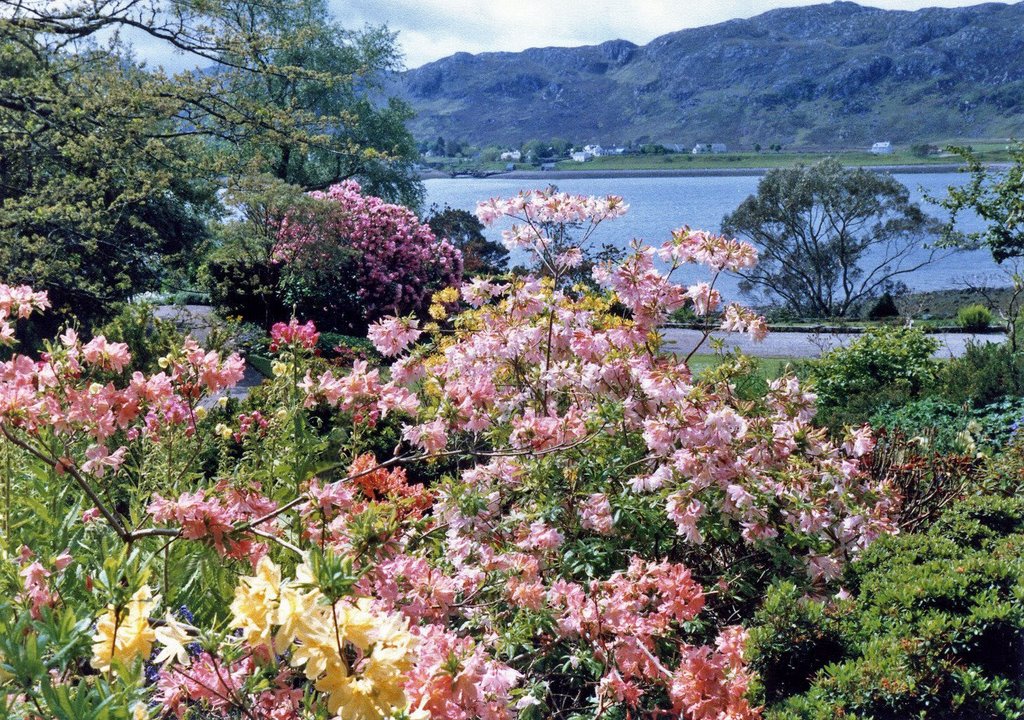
(269, 318), (320, 352)
(157, 654), (301, 720)
(299, 359), (418, 426)
(406, 626), (521, 720)
(367, 315), (422, 357)
(0, 283), (49, 345)
(17, 548), (72, 619)
(0, 328), (245, 473)
(273, 180), (462, 321)
(147, 482), (277, 565)
(475, 188), (628, 273)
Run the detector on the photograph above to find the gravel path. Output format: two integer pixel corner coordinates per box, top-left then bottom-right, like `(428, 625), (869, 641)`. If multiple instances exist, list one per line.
(660, 327), (1004, 359)
(154, 303), (1001, 371)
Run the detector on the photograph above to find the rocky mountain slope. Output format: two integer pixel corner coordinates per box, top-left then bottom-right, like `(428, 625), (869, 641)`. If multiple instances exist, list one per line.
(394, 1), (1024, 148)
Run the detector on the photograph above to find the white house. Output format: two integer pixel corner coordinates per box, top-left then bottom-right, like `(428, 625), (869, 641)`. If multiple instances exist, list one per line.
(870, 141), (893, 155)
(582, 144), (605, 157)
(692, 143), (728, 154)
(500, 150), (521, 161)
(570, 151), (590, 163)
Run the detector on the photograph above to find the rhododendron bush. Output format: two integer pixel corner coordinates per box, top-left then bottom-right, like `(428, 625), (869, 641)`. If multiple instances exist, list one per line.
(0, 192), (900, 720)
(271, 180), (463, 333)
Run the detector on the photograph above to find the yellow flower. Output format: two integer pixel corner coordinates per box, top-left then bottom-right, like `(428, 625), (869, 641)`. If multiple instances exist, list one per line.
(153, 611), (192, 667)
(432, 286), (460, 305)
(275, 565), (322, 648)
(91, 585), (157, 674)
(229, 556), (281, 653)
(194, 406), (208, 421)
(215, 423), (233, 440)
(271, 360), (289, 377)
(428, 304), (447, 320)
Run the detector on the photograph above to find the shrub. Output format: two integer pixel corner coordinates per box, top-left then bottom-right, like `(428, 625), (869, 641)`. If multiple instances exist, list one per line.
(957, 303), (994, 331)
(869, 398), (970, 453)
(802, 326), (939, 430)
(866, 292), (899, 320)
(753, 496), (1024, 719)
(938, 341), (1024, 407)
(92, 303), (184, 373)
(273, 180), (463, 333)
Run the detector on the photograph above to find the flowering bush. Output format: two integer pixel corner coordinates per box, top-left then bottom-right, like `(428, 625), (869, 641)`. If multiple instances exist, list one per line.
(272, 180), (463, 333)
(0, 191), (900, 720)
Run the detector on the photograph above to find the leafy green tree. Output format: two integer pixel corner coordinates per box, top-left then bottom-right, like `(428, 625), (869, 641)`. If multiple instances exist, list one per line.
(0, 0), (420, 329)
(0, 29), (216, 331)
(426, 206), (508, 276)
(722, 159), (938, 317)
(935, 143), (1024, 262)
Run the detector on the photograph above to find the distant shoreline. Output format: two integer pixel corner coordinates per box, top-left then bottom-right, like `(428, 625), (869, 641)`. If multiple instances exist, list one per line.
(419, 163), (979, 181)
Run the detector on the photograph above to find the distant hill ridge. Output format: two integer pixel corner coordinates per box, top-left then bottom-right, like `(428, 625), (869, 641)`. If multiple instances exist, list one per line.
(394, 1), (1024, 149)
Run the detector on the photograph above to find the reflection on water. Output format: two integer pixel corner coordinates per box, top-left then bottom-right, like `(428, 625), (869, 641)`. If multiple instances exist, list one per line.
(424, 173), (1004, 295)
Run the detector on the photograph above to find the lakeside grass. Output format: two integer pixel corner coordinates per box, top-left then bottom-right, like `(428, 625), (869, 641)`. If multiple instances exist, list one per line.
(423, 142), (1014, 175)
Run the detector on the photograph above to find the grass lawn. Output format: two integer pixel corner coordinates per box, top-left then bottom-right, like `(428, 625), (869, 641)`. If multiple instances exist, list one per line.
(687, 354), (797, 379)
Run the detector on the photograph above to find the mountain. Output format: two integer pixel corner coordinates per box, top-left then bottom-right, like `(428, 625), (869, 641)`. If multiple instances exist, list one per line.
(394, 1), (1024, 149)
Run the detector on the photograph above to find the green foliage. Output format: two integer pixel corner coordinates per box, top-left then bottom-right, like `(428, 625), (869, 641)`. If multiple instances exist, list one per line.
(755, 496), (1024, 720)
(93, 304), (183, 374)
(721, 159), (937, 318)
(426, 205), (509, 276)
(802, 326), (940, 429)
(0, 0), (422, 331)
(936, 142), (1024, 262)
(938, 341), (1024, 407)
(957, 303), (994, 331)
(748, 582), (848, 704)
(870, 398), (973, 453)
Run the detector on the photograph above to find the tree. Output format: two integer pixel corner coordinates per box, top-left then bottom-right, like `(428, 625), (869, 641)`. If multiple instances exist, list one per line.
(0, 24), (218, 332)
(721, 159), (939, 318)
(935, 143), (1024, 262)
(426, 206), (508, 276)
(0, 0), (421, 330)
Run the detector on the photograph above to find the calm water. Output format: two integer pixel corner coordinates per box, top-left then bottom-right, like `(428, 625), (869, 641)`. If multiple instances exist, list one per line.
(424, 173), (1002, 296)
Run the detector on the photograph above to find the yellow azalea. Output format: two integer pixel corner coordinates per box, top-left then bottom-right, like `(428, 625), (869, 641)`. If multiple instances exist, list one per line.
(337, 598), (377, 651)
(271, 360), (289, 377)
(275, 565), (322, 648)
(428, 303), (447, 320)
(90, 585), (157, 674)
(153, 611), (192, 666)
(229, 556), (281, 653)
(194, 406), (208, 421)
(432, 286), (460, 305)
(215, 423), (233, 440)
(322, 674), (388, 719)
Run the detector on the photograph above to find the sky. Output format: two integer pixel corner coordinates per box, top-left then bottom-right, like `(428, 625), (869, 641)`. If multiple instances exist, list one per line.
(333, 0), (1003, 69)
(129, 1), (1004, 71)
